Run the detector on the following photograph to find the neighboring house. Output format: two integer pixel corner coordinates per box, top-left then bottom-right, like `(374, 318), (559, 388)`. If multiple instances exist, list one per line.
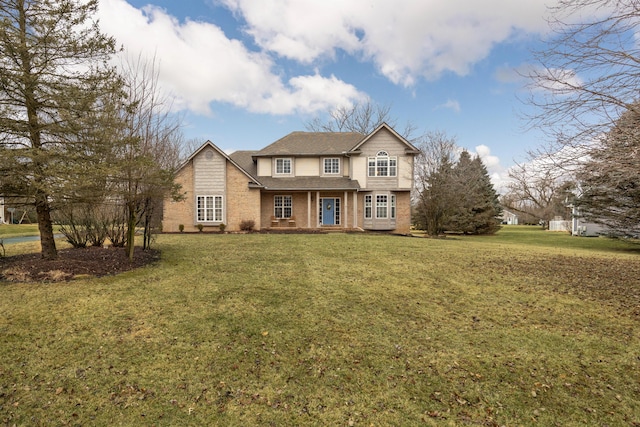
(500, 209), (518, 225)
(163, 123), (419, 234)
(0, 197), (4, 224)
(568, 205), (608, 237)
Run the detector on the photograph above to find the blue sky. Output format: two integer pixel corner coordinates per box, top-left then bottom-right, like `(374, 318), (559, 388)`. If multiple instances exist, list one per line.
(96, 0), (565, 187)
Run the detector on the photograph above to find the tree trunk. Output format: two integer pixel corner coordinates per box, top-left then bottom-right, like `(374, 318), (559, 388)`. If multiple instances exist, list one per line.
(126, 202), (136, 261)
(142, 198), (154, 250)
(35, 192), (57, 260)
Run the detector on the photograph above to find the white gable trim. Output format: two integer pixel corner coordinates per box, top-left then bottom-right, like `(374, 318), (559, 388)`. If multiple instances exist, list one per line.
(179, 140), (262, 186)
(349, 123), (420, 154)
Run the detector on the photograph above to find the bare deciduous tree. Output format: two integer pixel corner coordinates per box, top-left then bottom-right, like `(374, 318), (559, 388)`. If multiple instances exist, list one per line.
(504, 162), (572, 226)
(525, 1), (640, 233)
(115, 54), (183, 260)
(412, 131), (458, 235)
(525, 0), (640, 152)
(305, 101), (416, 138)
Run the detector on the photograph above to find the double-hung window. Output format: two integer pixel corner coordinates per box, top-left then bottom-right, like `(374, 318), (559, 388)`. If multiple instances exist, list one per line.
(275, 158), (292, 175)
(323, 158), (340, 175)
(376, 195), (388, 218)
(274, 195), (292, 218)
(367, 151), (397, 177)
(197, 195), (223, 222)
(364, 195), (372, 219)
(390, 195), (396, 219)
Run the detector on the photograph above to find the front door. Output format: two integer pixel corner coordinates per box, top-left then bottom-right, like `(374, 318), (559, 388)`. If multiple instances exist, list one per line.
(322, 198), (335, 225)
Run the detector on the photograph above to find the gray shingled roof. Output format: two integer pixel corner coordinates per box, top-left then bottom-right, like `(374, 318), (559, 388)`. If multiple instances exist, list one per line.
(228, 150), (258, 179)
(254, 131), (364, 156)
(257, 176), (360, 191)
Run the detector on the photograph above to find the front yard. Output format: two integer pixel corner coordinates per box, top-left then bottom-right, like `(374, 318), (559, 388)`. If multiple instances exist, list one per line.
(1, 227), (639, 425)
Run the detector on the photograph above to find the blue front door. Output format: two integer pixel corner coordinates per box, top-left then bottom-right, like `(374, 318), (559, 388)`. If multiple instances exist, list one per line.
(322, 198), (335, 225)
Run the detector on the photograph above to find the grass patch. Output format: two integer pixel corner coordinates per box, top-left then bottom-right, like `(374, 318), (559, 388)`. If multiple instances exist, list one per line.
(1, 228), (639, 426)
(0, 224), (42, 238)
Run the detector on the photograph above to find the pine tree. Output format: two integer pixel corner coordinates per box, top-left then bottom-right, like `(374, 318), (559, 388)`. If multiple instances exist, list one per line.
(444, 150), (502, 235)
(0, 0), (123, 259)
(466, 156), (502, 234)
(576, 106), (640, 237)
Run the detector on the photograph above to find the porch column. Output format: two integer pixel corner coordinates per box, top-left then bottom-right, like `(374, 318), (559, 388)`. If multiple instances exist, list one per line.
(316, 191), (320, 227)
(344, 191), (348, 229)
(307, 192), (311, 228)
(353, 192), (358, 229)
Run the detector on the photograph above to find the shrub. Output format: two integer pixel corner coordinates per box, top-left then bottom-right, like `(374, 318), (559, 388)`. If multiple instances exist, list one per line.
(239, 220), (255, 231)
(219, 223), (226, 232)
(179, 224), (184, 233)
(56, 204), (106, 248)
(197, 223), (204, 232)
(107, 218), (126, 247)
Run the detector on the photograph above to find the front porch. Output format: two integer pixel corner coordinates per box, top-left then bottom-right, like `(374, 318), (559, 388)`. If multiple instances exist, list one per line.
(261, 190), (359, 230)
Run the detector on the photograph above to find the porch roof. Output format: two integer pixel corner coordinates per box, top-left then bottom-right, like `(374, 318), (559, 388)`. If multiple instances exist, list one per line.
(258, 176), (360, 191)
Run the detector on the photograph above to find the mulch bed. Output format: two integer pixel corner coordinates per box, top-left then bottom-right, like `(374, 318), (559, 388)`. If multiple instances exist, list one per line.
(0, 246), (160, 283)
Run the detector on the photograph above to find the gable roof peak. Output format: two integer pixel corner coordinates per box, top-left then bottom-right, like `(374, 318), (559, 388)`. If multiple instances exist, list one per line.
(349, 122), (420, 154)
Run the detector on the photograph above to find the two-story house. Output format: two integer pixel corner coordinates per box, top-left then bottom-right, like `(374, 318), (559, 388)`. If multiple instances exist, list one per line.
(162, 123), (419, 234)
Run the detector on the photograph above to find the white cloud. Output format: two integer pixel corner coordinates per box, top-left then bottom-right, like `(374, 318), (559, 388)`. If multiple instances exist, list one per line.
(220, 0), (553, 86)
(97, 0), (366, 115)
(437, 99), (461, 113)
(471, 144), (509, 192)
(474, 144), (501, 170)
(494, 64), (531, 85)
(495, 62), (585, 98)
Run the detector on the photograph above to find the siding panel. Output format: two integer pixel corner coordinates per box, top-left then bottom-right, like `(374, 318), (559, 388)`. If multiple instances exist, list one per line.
(194, 148), (226, 195)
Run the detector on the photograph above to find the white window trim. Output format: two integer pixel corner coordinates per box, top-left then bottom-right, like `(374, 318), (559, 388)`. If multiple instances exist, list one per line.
(323, 157), (340, 175)
(376, 194), (388, 219)
(364, 194), (372, 219)
(274, 195), (293, 218)
(275, 158), (292, 175)
(391, 194), (396, 219)
(196, 195), (223, 223)
(367, 151), (397, 177)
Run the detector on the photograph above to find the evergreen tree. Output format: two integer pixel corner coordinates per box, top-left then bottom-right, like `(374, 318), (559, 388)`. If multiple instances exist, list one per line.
(466, 155), (502, 234)
(0, 0), (123, 259)
(576, 106), (640, 237)
(414, 155), (456, 236)
(443, 150), (474, 233)
(444, 150), (502, 235)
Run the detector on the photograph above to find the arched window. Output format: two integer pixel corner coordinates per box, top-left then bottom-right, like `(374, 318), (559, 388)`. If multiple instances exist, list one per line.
(368, 150), (397, 177)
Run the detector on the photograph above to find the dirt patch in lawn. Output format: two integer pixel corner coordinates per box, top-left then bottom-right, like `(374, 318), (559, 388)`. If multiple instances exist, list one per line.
(0, 246), (160, 282)
(497, 254), (640, 317)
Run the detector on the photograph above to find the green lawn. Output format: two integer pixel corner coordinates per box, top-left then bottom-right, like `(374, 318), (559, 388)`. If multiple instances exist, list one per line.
(1, 227), (639, 426)
(0, 224), (42, 238)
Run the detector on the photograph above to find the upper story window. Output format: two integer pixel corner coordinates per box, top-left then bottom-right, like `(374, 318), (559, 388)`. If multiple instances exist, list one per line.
(323, 158), (340, 175)
(275, 158), (292, 175)
(368, 151), (397, 177)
